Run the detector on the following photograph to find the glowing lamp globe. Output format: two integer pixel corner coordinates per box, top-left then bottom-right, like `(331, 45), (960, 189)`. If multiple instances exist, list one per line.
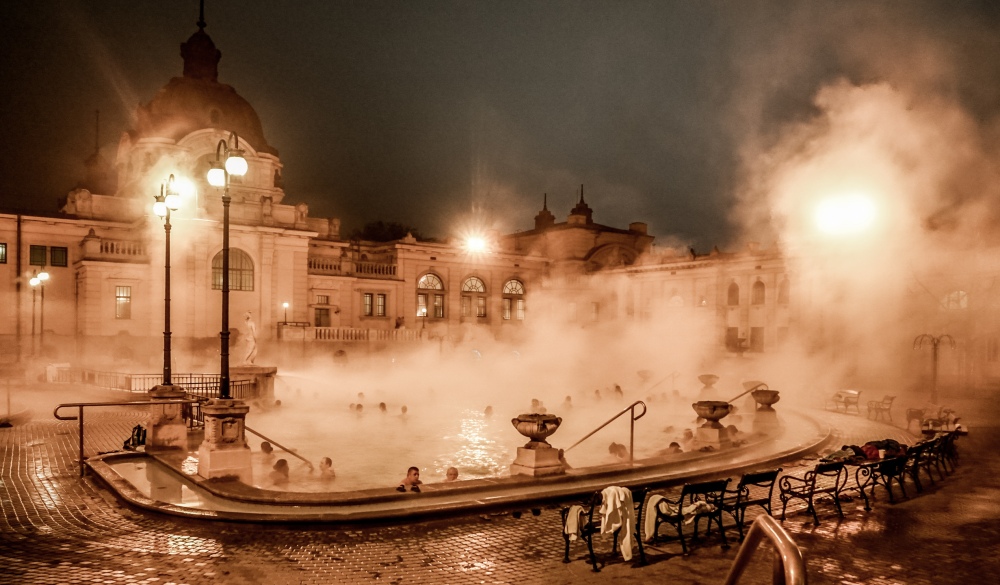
(225, 151), (248, 177)
(153, 200), (168, 218)
(207, 164), (226, 187)
(38, 272), (49, 282)
(30, 277), (40, 286)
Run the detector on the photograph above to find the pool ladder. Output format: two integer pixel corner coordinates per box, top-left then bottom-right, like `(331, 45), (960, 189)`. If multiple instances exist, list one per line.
(564, 400), (646, 464)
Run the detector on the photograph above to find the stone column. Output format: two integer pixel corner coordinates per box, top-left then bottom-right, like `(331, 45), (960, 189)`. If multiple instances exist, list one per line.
(146, 385), (188, 451)
(197, 399), (252, 483)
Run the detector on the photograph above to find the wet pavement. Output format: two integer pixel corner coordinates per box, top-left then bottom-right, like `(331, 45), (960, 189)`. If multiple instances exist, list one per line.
(2, 386), (999, 584)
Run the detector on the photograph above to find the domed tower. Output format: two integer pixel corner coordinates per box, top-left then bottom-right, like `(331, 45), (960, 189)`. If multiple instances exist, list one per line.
(533, 193), (556, 230)
(114, 8), (283, 206)
(568, 184), (593, 225)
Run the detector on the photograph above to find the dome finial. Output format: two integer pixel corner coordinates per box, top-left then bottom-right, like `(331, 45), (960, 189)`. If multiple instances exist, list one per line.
(579, 184), (585, 204)
(197, 0), (206, 30)
(543, 192), (548, 211)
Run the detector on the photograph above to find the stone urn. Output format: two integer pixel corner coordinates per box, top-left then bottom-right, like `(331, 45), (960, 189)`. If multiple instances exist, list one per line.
(751, 389), (780, 410)
(511, 413), (562, 448)
(692, 401), (732, 429)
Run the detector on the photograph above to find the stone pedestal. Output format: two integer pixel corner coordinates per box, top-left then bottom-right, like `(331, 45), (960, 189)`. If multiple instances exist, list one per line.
(696, 426), (732, 449)
(231, 365), (277, 403)
(752, 408), (782, 434)
(197, 399), (252, 484)
(147, 385), (188, 451)
(510, 446), (565, 477)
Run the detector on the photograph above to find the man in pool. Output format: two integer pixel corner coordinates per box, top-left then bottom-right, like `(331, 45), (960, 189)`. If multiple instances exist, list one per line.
(397, 466), (422, 492)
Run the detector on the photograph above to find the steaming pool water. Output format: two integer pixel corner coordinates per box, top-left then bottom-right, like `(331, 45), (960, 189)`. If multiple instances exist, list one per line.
(240, 373), (767, 492)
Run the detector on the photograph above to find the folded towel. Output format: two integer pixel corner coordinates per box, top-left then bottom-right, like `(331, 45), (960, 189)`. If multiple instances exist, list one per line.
(644, 497), (717, 542)
(564, 505), (585, 541)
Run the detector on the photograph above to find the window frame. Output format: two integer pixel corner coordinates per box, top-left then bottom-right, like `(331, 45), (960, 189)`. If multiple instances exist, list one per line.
(0, 243), (7, 264)
(30, 245), (46, 267)
(751, 280), (765, 305)
(211, 248), (254, 291)
(363, 293), (373, 317)
(50, 246), (69, 267)
(115, 286), (132, 320)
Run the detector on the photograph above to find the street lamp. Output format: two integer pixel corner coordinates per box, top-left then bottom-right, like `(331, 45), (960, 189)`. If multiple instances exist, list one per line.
(207, 132), (248, 399)
(914, 334), (955, 405)
(29, 271), (49, 356)
(282, 302), (289, 324)
(153, 175), (182, 385)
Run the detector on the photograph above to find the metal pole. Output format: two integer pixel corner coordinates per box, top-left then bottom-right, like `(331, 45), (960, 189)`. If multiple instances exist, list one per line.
(31, 287), (36, 357)
(78, 405), (85, 477)
(629, 407), (635, 465)
(40, 282), (45, 355)
(163, 209), (172, 386)
(220, 177), (231, 399)
(931, 340), (939, 405)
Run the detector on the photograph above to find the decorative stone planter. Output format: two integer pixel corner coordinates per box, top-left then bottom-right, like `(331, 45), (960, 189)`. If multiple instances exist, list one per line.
(751, 389), (780, 410)
(511, 413), (562, 449)
(510, 413), (565, 478)
(692, 400), (731, 429)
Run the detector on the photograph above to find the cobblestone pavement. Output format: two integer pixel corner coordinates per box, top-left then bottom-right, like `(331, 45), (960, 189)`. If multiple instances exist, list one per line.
(2, 386), (999, 584)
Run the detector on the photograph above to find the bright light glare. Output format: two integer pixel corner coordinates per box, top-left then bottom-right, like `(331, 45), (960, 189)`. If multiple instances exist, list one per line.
(153, 200), (168, 218)
(38, 272), (49, 281)
(173, 177), (196, 201)
(29, 277), (40, 286)
(814, 193), (878, 236)
(466, 236), (488, 253)
(207, 166), (226, 187)
(225, 153), (248, 176)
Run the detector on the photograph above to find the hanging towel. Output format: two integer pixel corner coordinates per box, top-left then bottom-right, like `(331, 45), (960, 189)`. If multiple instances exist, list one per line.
(563, 505), (585, 541)
(644, 496), (717, 542)
(643, 494), (666, 542)
(599, 486), (635, 561)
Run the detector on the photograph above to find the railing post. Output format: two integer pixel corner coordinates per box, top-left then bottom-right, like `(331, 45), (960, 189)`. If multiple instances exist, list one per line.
(78, 405), (85, 478)
(629, 405), (635, 465)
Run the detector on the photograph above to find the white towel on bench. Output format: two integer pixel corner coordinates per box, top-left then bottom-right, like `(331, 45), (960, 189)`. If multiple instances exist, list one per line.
(564, 504), (585, 541)
(643, 494), (717, 542)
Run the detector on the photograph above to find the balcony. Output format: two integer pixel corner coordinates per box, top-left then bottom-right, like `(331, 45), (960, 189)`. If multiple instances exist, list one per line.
(79, 231), (148, 263)
(278, 324), (424, 342)
(307, 257), (398, 279)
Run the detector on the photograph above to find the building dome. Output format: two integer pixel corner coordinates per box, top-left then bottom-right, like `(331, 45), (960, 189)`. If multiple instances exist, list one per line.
(131, 26), (277, 155)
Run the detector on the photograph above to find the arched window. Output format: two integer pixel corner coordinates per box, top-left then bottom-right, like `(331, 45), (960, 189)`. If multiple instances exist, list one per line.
(461, 276), (487, 318)
(778, 277), (790, 305)
(212, 248), (254, 291)
(751, 280), (765, 305)
(502, 279), (525, 320)
(417, 273), (445, 318)
(727, 282), (740, 306)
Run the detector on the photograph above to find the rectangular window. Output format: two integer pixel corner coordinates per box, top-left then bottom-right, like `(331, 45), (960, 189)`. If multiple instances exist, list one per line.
(316, 294), (330, 305)
(376, 293), (386, 317)
(461, 296), (471, 317)
(476, 296), (486, 318)
(590, 302), (600, 322)
(30, 245), (46, 266)
(417, 293), (428, 317)
(725, 327), (740, 351)
(750, 327), (765, 352)
(515, 299), (525, 320)
(433, 294), (444, 318)
(502, 298), (511, 320)
(50, 246), (68, 267)
(115, 286), (131, 320)
(363, 293), (373, 316)
(0, 243), (6, 264)
(314, 308), (331, 327)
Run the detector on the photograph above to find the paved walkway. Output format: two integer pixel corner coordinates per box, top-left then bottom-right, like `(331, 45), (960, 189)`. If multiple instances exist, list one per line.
(2, 385), (998, 584)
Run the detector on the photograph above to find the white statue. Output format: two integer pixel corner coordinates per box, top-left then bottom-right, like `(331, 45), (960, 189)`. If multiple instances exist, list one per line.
(243, 311), (257, 365)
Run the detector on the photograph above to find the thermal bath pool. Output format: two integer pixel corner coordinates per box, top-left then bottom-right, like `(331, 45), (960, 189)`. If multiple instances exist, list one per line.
(237, 373), (792, 492)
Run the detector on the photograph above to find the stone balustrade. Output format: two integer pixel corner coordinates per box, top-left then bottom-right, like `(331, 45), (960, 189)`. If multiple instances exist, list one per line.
(306, 257), (397, 279)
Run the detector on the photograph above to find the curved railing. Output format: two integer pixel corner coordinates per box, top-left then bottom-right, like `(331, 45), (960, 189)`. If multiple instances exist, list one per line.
(723, 514), (807, 585)
(564, 400), (647, 464)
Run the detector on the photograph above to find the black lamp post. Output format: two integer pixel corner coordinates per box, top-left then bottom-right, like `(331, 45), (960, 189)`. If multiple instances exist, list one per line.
(207, 132), (248, 400)
(913, 334), (955, 405)
(153, 175), (181, 386)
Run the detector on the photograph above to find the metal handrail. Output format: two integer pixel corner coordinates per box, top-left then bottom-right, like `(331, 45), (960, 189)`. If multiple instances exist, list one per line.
(723, 515), (807, 585)
(564, 400), (647, 464)
(54, 399), (202, 477)
(245, 426), (314, 471)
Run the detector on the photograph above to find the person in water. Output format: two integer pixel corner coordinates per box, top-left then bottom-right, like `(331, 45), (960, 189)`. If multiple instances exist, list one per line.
(318, 457), (335, 479)
(269, 459), (289, 485)
(397, 466), (422, 492)
(445, 467), (459, 482)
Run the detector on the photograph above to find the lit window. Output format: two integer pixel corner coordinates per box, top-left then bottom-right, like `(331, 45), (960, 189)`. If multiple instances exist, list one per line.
(941, 290), (968, 310)
(462, 276), (487, 318)
(0, 243), (7, 264)
(376, 293), (386, 317)
(417, 273), (444, 290)
(115, 286), (131, 320)
(433, 294), (444, 318)
(363, 293), (373, 316)
(50, 247), (68, 267)
(727, 282), (740, 306)
(211, 248), (254, 291)
(751, 281), (765, 305)
(502, 279), (525, 321)
(417, 293), (428, 317)
(30, 245), (46, 267)
(418, 274), (444, 318)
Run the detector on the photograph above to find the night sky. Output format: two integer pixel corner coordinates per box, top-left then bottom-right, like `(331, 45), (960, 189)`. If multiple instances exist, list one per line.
(2, 1), (999, 249)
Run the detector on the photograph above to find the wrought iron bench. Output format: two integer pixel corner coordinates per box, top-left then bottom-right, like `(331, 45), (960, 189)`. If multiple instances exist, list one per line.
(561, 486), (648, 572)
(854, 455), (908, 510)
(648, 478), (731, 555)
(866, 395), (896, 421)
(779, 461), (848, 524)
(829, 390), (861, 414)
(722, 468), (783, 542)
